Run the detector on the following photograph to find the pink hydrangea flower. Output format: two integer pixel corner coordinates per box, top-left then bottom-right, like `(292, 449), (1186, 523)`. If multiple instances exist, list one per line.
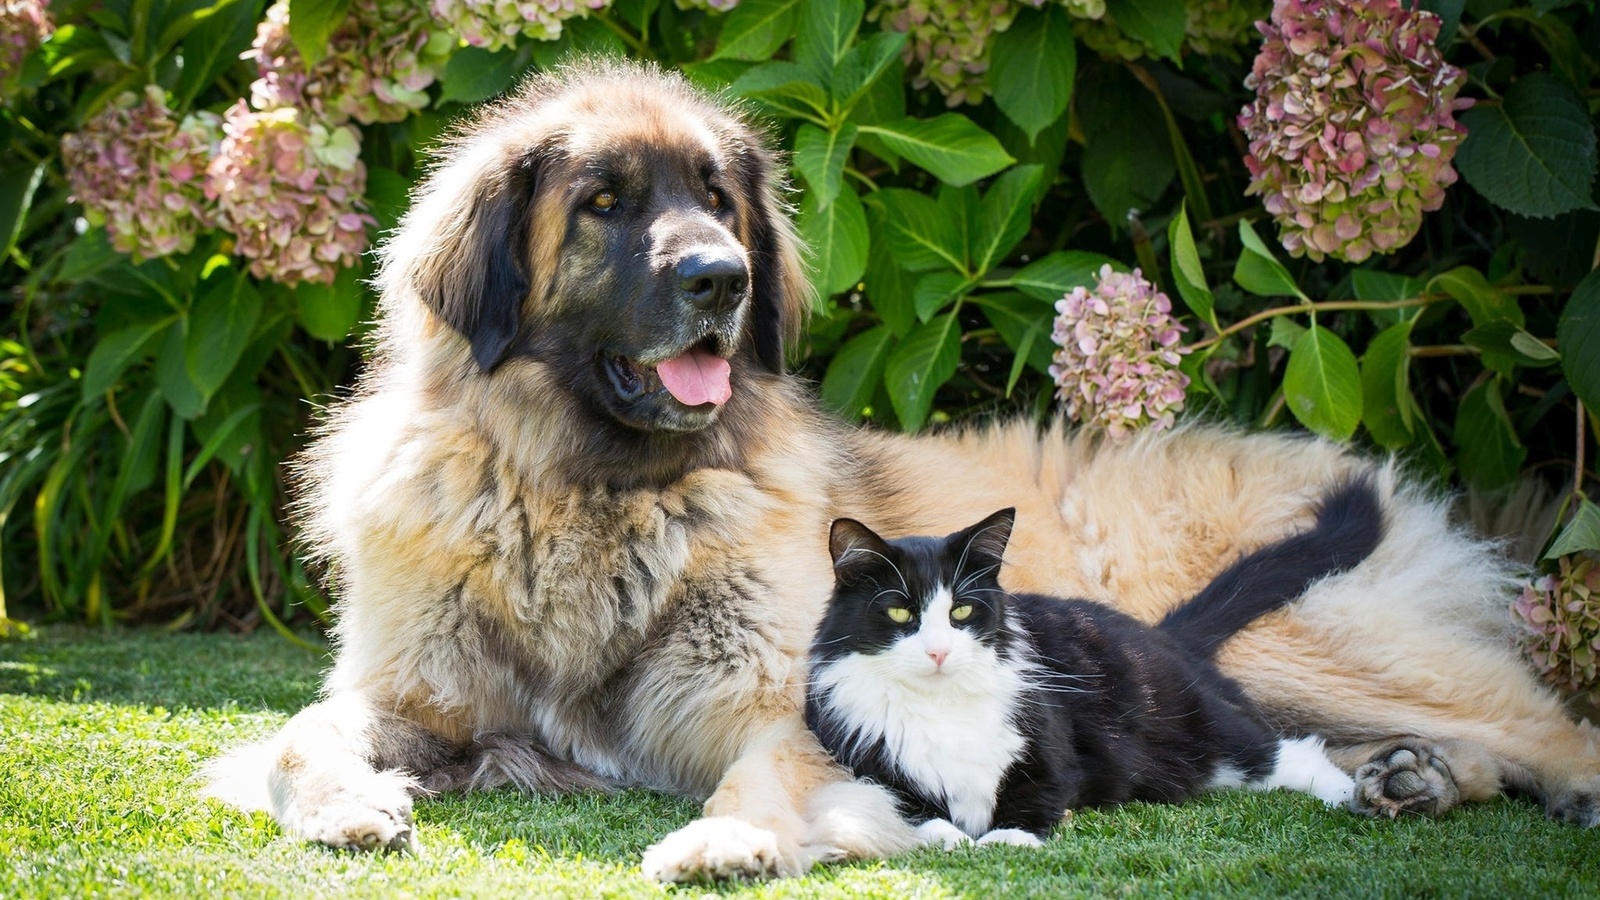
(871, 0), (1024, 107)
(430, 0), (613, 52)
(1238, 0), (1471, 263)
(251, 0), (454, 126)
(0, 0), (51, 99)
(205, 102), (375, 286)
(1049, 265), (1191, 439)
(1512, 554), (1600, 697)
(60, 86), (222, 261)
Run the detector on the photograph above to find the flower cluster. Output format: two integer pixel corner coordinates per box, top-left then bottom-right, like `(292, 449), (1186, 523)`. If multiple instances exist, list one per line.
(1512, 554), (1600, 697)
(1049, 265), (1190, 439)
(251, 0), (453, 126)
(870, 0), (1021, 107)
(60, 87), (222, 261)
(206, 102), (374, 286)
(1, 0), (53, 99)
(1238, 0), (1471, 263)
(429, 0), (613, 52)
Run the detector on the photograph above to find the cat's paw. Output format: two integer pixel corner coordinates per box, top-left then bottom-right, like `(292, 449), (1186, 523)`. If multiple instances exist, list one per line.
(914, 818), (972, 850)
(976, 828), (1043, 848)
(282, 768), (418, 853)
(1351, 741), (1460, 819)
(641, 816), (801, 882)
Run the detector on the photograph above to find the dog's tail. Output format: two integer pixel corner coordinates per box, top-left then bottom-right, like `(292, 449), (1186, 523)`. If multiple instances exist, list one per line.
(1157, 476), (1384, 657)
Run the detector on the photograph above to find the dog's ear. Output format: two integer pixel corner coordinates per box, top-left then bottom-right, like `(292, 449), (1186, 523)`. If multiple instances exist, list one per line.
(738, 140), (812, 375)
(398, 151), (541, 373)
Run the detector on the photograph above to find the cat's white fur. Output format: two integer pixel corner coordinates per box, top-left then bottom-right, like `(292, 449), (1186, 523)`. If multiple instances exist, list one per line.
(809, 584), (1034, 838)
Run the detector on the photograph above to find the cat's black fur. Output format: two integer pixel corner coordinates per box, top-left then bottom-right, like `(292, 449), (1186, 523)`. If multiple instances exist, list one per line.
(805, 478), (1383, 839)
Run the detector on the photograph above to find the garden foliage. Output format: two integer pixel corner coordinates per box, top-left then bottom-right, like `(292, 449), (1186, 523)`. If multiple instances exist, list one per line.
(1, 0), (1599, 683)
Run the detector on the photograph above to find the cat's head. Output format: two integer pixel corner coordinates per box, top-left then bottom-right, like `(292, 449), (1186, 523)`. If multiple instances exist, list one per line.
(815, 508), (1018, 680)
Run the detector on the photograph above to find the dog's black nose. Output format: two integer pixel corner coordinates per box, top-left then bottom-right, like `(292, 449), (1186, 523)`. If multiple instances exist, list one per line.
(676, 251), (748, 313)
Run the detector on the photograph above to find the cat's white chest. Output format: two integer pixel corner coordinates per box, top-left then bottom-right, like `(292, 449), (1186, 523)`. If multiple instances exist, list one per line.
(814, 621), (1032, 837)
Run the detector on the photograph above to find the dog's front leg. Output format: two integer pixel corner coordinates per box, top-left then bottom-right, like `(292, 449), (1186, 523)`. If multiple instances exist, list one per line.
(640, 717), (916, 881)
(205, 691), (459, 852)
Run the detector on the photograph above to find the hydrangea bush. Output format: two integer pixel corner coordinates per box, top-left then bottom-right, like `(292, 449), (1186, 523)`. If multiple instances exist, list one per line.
(1513, 555), (1600, 697)
(1, 0), (1597, 636)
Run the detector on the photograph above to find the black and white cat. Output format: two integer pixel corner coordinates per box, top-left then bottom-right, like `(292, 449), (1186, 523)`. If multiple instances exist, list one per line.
(805, 479), (1383, 848)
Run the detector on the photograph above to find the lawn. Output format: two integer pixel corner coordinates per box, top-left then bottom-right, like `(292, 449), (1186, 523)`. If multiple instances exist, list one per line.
(2, 627), (1595, 899)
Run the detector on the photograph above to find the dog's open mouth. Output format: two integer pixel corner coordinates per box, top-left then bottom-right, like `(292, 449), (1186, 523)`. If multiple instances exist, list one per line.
(605, 338), (732, 408)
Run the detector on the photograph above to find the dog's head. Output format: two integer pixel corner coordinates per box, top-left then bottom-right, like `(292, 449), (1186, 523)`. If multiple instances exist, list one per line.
(377, 60), (809, 436)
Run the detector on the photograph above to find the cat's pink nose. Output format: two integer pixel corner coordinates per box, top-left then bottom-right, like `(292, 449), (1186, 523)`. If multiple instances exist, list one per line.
(928, 649), (948, 667)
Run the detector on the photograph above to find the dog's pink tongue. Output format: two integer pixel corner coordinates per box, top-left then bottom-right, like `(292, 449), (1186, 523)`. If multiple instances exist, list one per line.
(656, 350), (732, 407)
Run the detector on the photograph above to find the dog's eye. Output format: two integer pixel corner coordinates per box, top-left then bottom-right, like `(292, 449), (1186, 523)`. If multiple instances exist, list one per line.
(950, 604), (973, 622)
(885, 607), (912, 624)
(706, 188), (724, 211)
(590, 191), (618, 213)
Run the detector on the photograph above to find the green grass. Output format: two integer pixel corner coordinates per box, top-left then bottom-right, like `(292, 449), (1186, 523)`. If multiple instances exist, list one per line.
(2, 628), (1596, 898)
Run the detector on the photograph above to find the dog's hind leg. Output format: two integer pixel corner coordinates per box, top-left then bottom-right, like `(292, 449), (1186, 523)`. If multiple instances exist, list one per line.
(204, 691), (460, 852)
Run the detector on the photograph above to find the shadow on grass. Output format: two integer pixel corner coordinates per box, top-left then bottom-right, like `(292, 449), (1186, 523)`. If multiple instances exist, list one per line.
(0, 625), (324, 714)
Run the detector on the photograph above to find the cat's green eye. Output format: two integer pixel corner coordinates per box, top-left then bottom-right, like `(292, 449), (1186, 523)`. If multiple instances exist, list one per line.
(950, 604), (974, 622)
(886, 607), (912, 624)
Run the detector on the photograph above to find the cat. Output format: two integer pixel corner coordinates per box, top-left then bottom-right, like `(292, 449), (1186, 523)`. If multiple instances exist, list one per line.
(805, 478), (1384, 848)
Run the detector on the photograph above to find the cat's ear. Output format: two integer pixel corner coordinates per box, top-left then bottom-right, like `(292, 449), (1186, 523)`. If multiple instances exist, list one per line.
(959, 508), (1016, 566)
(830, 518), (892, 575)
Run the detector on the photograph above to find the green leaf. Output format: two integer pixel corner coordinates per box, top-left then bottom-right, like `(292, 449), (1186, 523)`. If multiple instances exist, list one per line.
(1454, 380), (1525, 490)
(990, 4), (1075, 142)
(973, 165), (1043, 276)
(713, 0), (803, 61)
(821, 325), (893, 420)
(296, 265), (366, 342)
(0, 162), (44, 263)
(1430, 266), (1523, 328)
(862, 203), (917, 336)
(860, 115), (1014, 187)
(832, 30), (907, 111)
(794, 0), (860, 79)
(1234, 220), (1306, 300)
(1545, 500), (1600, 559)
(1558, 268), (1600, 412)
(1105, 0), (1187, 63)
(288, 0), (349, 69)
(59, 228), (120, 283)
(729, 61), (830, 119)
(438, 46), (523, 106)
(885, 312), (961, 432)
(364, 167), (414, 236)
(1167, 200), (1217, 330)
(871, 188), (965, 274)
(799, 184), (868, 298)
(1010, 251), (1120, 303)
(1360, 320), (1417, 448)
(155, 319), (206, 419)
(185, 272), (263, 402)
(1076, 64), (1173, 228)
(1456, 73), (1598, 219)
(1268, 316), (1306, 352)
(175, 0), (259, 108)
(913, 271), (967, 323)
(1283, 324), (1361, 441)
(1462, 321), (1559, 368)
(81, 319), (170, 401)
(793, 124), (857, 210)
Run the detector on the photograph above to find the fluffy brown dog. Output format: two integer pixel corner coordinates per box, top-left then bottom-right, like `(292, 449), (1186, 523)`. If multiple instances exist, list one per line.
(206, 61), (1600, 880)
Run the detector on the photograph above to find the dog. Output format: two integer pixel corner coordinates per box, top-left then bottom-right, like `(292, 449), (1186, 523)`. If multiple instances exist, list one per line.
(205, 61), (1600, 880)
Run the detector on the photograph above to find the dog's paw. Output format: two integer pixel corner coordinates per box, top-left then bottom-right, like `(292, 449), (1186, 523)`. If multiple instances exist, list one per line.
(641, 816), (801, 882)
(914, 818), (972, 850)
(976, 828), (1043, 848)
(283, 769), (418, 853)
(1546, 788), (1600, 827)
(1351, 742), (1460, 819)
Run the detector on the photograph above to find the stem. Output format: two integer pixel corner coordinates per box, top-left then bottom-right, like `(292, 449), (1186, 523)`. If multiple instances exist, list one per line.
(1576, 401), (1588, 505)
(1189, 297), (1436, 352)
(1409, 344), (1478, 358)
(592, 11), (652, 58)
